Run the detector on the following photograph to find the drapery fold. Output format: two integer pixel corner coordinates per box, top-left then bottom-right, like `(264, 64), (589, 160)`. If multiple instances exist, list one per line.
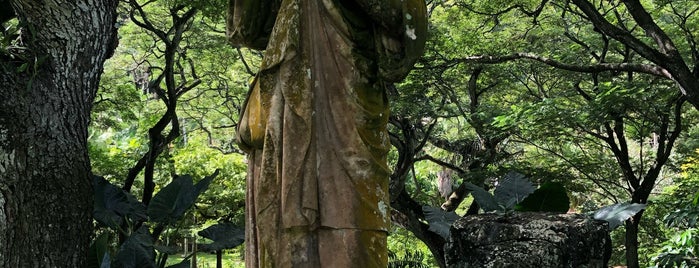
(228, 0), (427, 266)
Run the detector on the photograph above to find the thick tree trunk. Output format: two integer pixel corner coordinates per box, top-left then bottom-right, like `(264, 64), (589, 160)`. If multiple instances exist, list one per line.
(0, 0), (117, 266)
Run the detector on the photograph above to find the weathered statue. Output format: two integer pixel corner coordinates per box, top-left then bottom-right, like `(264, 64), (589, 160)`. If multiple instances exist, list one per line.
(227, 0), (427, 266)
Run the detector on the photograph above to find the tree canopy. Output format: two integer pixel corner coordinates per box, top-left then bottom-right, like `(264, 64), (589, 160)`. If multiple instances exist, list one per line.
(3, 0), (699, 267)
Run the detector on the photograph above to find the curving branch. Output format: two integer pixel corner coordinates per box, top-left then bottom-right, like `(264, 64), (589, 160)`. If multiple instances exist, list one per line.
(453, 53), (671, 78)
(568, 0), (699, 110)
(635, 95), (685, 203)
(457, 0), (549, 22)
(668, 3), (699, 73)
(621, 0), (681, 58)
(121, 2), (200, 207)
(568, 0), (667, 65)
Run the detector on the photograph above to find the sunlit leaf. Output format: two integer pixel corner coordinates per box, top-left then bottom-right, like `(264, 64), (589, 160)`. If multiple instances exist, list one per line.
(593, 203), (646, 230)
(493, 171), (536, 210)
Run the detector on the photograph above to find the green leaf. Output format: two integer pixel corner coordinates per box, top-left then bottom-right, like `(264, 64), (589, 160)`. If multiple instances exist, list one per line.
(463, 181), (501, 212)
(423, 206), (460, 239)
(493, 171), (536, 210)
(515, 182), (570, 213)
(15, 62), (27, 73)
(197, 222), (245, 252)
(147, 170), (218, 225)
(93, 175), (147, 230)
(593, 202), (646, 230)
(166, 260), (190, 268)
(113, 227), (156, 268)
(87, 232), (111, 268)
(153, 245), (179, 255)
(664, 203), (699, 228)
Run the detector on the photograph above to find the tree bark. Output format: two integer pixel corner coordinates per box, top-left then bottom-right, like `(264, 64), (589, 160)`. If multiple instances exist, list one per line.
(624, 212), (644, 268)
(0, 0), (117, 266)
(391, 189), (447, 268)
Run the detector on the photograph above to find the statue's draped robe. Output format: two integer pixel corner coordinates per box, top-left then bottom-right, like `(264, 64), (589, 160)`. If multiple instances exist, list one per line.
(228, 0), (426, 266)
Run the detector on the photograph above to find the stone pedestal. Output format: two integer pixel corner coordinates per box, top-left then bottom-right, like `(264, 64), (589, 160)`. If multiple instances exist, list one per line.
(445, 213), (611, 268)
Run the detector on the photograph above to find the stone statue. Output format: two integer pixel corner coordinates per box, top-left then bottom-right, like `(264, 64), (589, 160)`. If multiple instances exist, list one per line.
(227, 0), (427, 266)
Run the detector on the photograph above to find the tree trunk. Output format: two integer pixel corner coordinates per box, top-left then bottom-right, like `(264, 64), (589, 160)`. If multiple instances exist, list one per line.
(391, 189), (447, 268)
(191, 238), (198, 268)
(624, 212), (644, 268)
(0, 0), (117, 266)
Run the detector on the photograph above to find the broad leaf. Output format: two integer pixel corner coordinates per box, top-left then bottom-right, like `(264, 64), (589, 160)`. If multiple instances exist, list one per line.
(153, 245), (179, 255)
(198, 222), (245, 252)
(463, 182), (501, 212)
(166, 260), (190, 268)
(87, 232), (111, 268)
(423, 206), (460, 239)
(148, 170), (218, 225)
(93, 175), (147, 230)
(593, 203), (647, 230)
(515, 182), (570, 213)
(493, 171), (536, 210)
(113, 227), (156, 268)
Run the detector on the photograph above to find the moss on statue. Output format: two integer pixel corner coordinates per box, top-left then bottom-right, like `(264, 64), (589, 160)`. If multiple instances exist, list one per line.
(228, 0), (427, 267)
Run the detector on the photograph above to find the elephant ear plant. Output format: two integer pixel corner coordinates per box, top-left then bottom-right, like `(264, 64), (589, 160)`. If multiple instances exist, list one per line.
(424, 171), (646, 240)
(197, 222), (246, 268)
(89, 170), (220, 268)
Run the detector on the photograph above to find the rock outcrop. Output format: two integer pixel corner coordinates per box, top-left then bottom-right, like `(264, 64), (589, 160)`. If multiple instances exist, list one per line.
(445, 212), (611, 267)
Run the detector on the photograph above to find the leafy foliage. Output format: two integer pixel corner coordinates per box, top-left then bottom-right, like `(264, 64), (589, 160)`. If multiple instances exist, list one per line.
(493, 171), (537, 209)
(461, 181), (501, 212)
(389, 249), (431, 268)
(465, 171), (538, 213)
(197, 222), (245, 252)
(87, 233), (111, 268)
(593, 203), (647, 230)
(86, 0), (250, 266)
(515, 182), (570, 213)
(80, 0), (699, 267)
(147, 171), (217, 225)
(652, 153), (699, 267)
(113, 227), (156, 268)
(423, 172), (569, 239)
(665, 204), (699, 229)
(91, 172), (217, 268)
(653, 229), (699, 268)
(93, 175), (148, 230)
(422, 206), (460, 240)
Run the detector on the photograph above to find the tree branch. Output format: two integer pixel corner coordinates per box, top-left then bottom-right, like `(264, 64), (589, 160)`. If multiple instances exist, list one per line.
(569, 0), (668, 65)
(454, 53), (671, 78)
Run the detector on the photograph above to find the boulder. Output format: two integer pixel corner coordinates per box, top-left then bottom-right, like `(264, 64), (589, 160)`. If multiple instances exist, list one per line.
(445, 212), (611, 268)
